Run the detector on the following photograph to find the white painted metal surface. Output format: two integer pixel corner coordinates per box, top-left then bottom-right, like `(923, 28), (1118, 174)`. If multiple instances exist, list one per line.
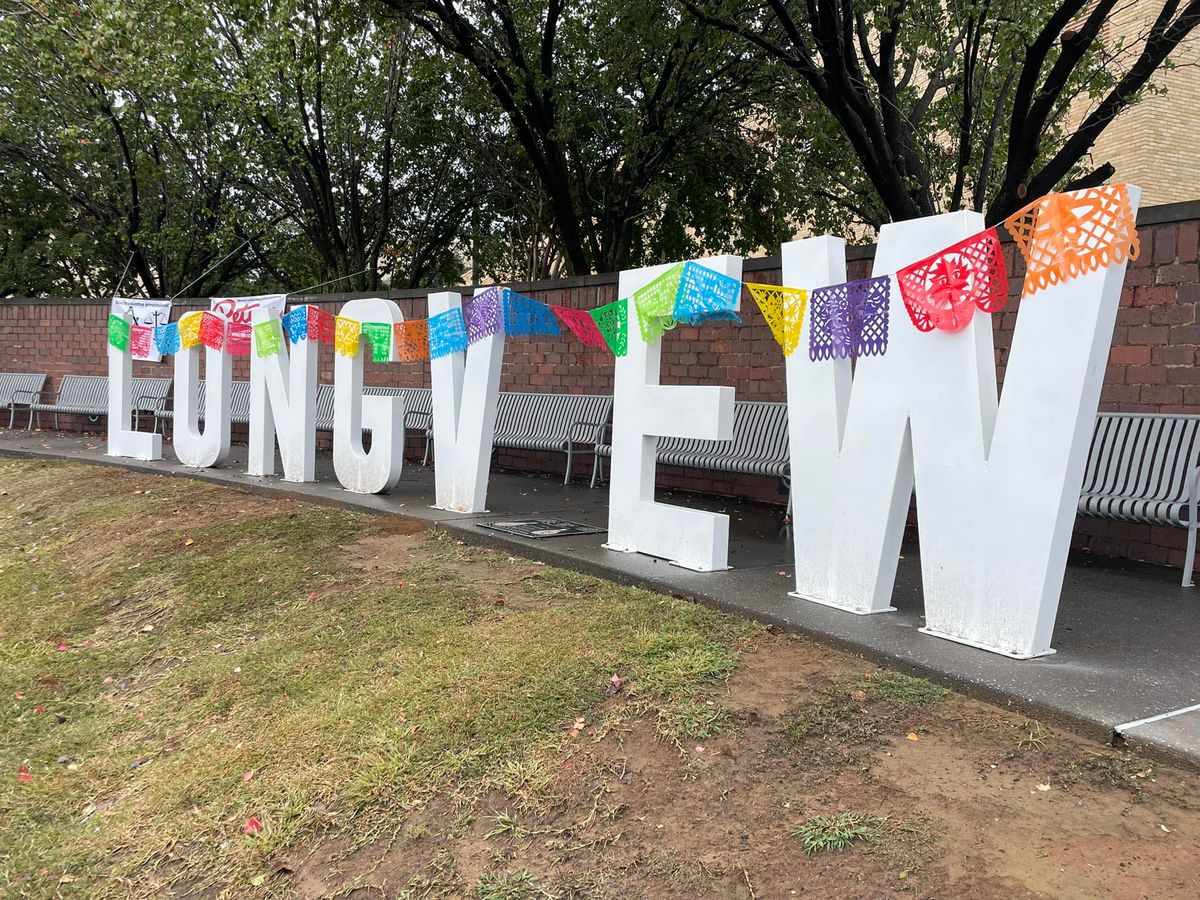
(332, 298), (405, 494)
(247, 308), (319, 482)
(783, 191), (1140, 658)
(106, 311), (162, 461)
(173, 338), (232, 468)
(428, 290), (505, 512)
(605, 255), (743, 572)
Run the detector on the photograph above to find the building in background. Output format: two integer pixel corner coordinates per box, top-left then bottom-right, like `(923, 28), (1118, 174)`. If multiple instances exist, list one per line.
(1082, 4), (1200, 206)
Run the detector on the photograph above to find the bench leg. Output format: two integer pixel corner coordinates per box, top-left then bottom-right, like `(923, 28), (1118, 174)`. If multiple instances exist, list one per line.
(564, 447), (573, 484)
(422, 434), (432, 466)
(590, 455), (603, 489)
(1186, 522), (1198, 588)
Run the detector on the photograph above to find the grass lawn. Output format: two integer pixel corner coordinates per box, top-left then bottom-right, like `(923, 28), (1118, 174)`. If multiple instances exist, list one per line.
(2, 459), (1199, 898)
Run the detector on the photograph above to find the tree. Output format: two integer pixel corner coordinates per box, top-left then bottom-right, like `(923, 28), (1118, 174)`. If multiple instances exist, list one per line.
(377, 0), (792, 275)
(208, 0), (489, 291)
(684, 0), (1200, 228)
(0, 0), (493, 297)
(0, 1), (258, 297)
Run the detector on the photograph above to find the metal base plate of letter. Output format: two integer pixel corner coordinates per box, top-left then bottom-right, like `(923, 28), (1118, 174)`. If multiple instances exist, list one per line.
(478, 518), (606, 539)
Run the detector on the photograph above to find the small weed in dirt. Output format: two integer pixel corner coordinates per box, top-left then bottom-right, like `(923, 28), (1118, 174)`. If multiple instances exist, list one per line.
(792, 813), (883, 854)
(784, 695), (877, 743)
(656, 699), (730, 742)
(475, 867), (548, 899)
(1017, 720), (1046, 750)
(858, 671), (947, 706)
(1071, 752), (1155, 797)
(488, 810), (528, 839)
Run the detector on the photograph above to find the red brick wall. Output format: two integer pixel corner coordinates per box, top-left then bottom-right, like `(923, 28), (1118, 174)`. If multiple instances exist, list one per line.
(3, 201), (1199, 567)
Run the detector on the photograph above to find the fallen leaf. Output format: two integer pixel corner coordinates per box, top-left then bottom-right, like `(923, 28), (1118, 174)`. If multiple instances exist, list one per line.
(243, 770), (255, 782)
(56, 642), (68, 652)
(13, 690), (24, 700)
(605, 673), (623, 696)
(34, 706), (45, 714)
(184, 537), (195, 547)
(250, 873), (267, 887)
(1160, 824), (1172, 833)
(1036, 783), (1051, 792)
(18, 764), (31, 782)
(243, 817), (264, 835)
(850, 689), (867, 703)
(58, 874), (76, 884)
(906, 732), (920, 742)
(141, 624), (154, 633)
(493, 598), (505, 607)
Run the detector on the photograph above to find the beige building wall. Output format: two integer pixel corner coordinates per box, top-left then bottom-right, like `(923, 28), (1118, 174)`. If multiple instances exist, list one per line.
(1082, 3), (1200, 206)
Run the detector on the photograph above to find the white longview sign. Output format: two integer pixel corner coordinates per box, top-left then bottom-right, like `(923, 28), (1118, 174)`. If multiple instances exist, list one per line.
(784, 190), (1140, 659)
(104, 198), (1139, 661)
(605, 254), (743, 572)
(332, 297), (405, 494)
(428, 289), (505, 513)
(106, 310), (163, 462)
(248, 306), (319, 483)
(173, 321), (232, 469)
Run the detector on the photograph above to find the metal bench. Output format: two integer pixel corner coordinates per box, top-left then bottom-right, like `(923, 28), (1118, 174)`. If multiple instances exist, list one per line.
(317, 386), (432, 441)
(155, 382), (432, 445)
(1079, 412), (1200, 586)
(153, 381), (254, 433)
(23, 374), (171, 431)
(422, 390), (612, 483)
(3, 373), (48, 428)
(495, 391), (613, 483)
(359, 387), (434, 455)
(591, 400), (789, 489)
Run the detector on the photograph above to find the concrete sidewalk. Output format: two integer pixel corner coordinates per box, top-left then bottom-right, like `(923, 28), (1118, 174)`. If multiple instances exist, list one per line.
(2, 429), (1198, 766)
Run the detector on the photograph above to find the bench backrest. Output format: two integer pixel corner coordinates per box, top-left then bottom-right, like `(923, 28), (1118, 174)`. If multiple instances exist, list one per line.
(48, 375), (167, 414)
(315, 384), (336, 428)
(1082, 412), (1200, 503)
(659, 400), (789, 462)
(363, 386), (433, 416)
(131, 377), (172, 411)
(229, 381), (253, 423)
(56, 375), (109, 411)
(495, 392), (613, 439)
(0, 373), (46, 407)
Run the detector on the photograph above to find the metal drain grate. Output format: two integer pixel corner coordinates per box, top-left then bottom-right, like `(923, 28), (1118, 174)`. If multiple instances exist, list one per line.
(477, 518), (606, 539)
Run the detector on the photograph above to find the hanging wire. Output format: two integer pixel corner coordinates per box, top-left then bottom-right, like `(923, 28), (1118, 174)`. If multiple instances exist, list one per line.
(169, 239), (252, 301)
(286, 266), (372, 298)
(110, 252), (136, 301)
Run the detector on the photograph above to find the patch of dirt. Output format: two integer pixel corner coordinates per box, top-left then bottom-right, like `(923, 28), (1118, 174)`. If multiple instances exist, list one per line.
(341, 527), (430, 575)
(276, 634), (1200, 898)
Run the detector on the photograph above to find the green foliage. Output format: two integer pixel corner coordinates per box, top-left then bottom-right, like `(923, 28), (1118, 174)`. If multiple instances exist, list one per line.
(858, 671), (948, 706)
(791, 813), (883, 854)
(475, 867), (544, 900)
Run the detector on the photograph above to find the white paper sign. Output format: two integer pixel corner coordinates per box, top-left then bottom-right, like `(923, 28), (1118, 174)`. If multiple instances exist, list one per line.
(209, 294), (287, 356)
(110, 298), (172, 361)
